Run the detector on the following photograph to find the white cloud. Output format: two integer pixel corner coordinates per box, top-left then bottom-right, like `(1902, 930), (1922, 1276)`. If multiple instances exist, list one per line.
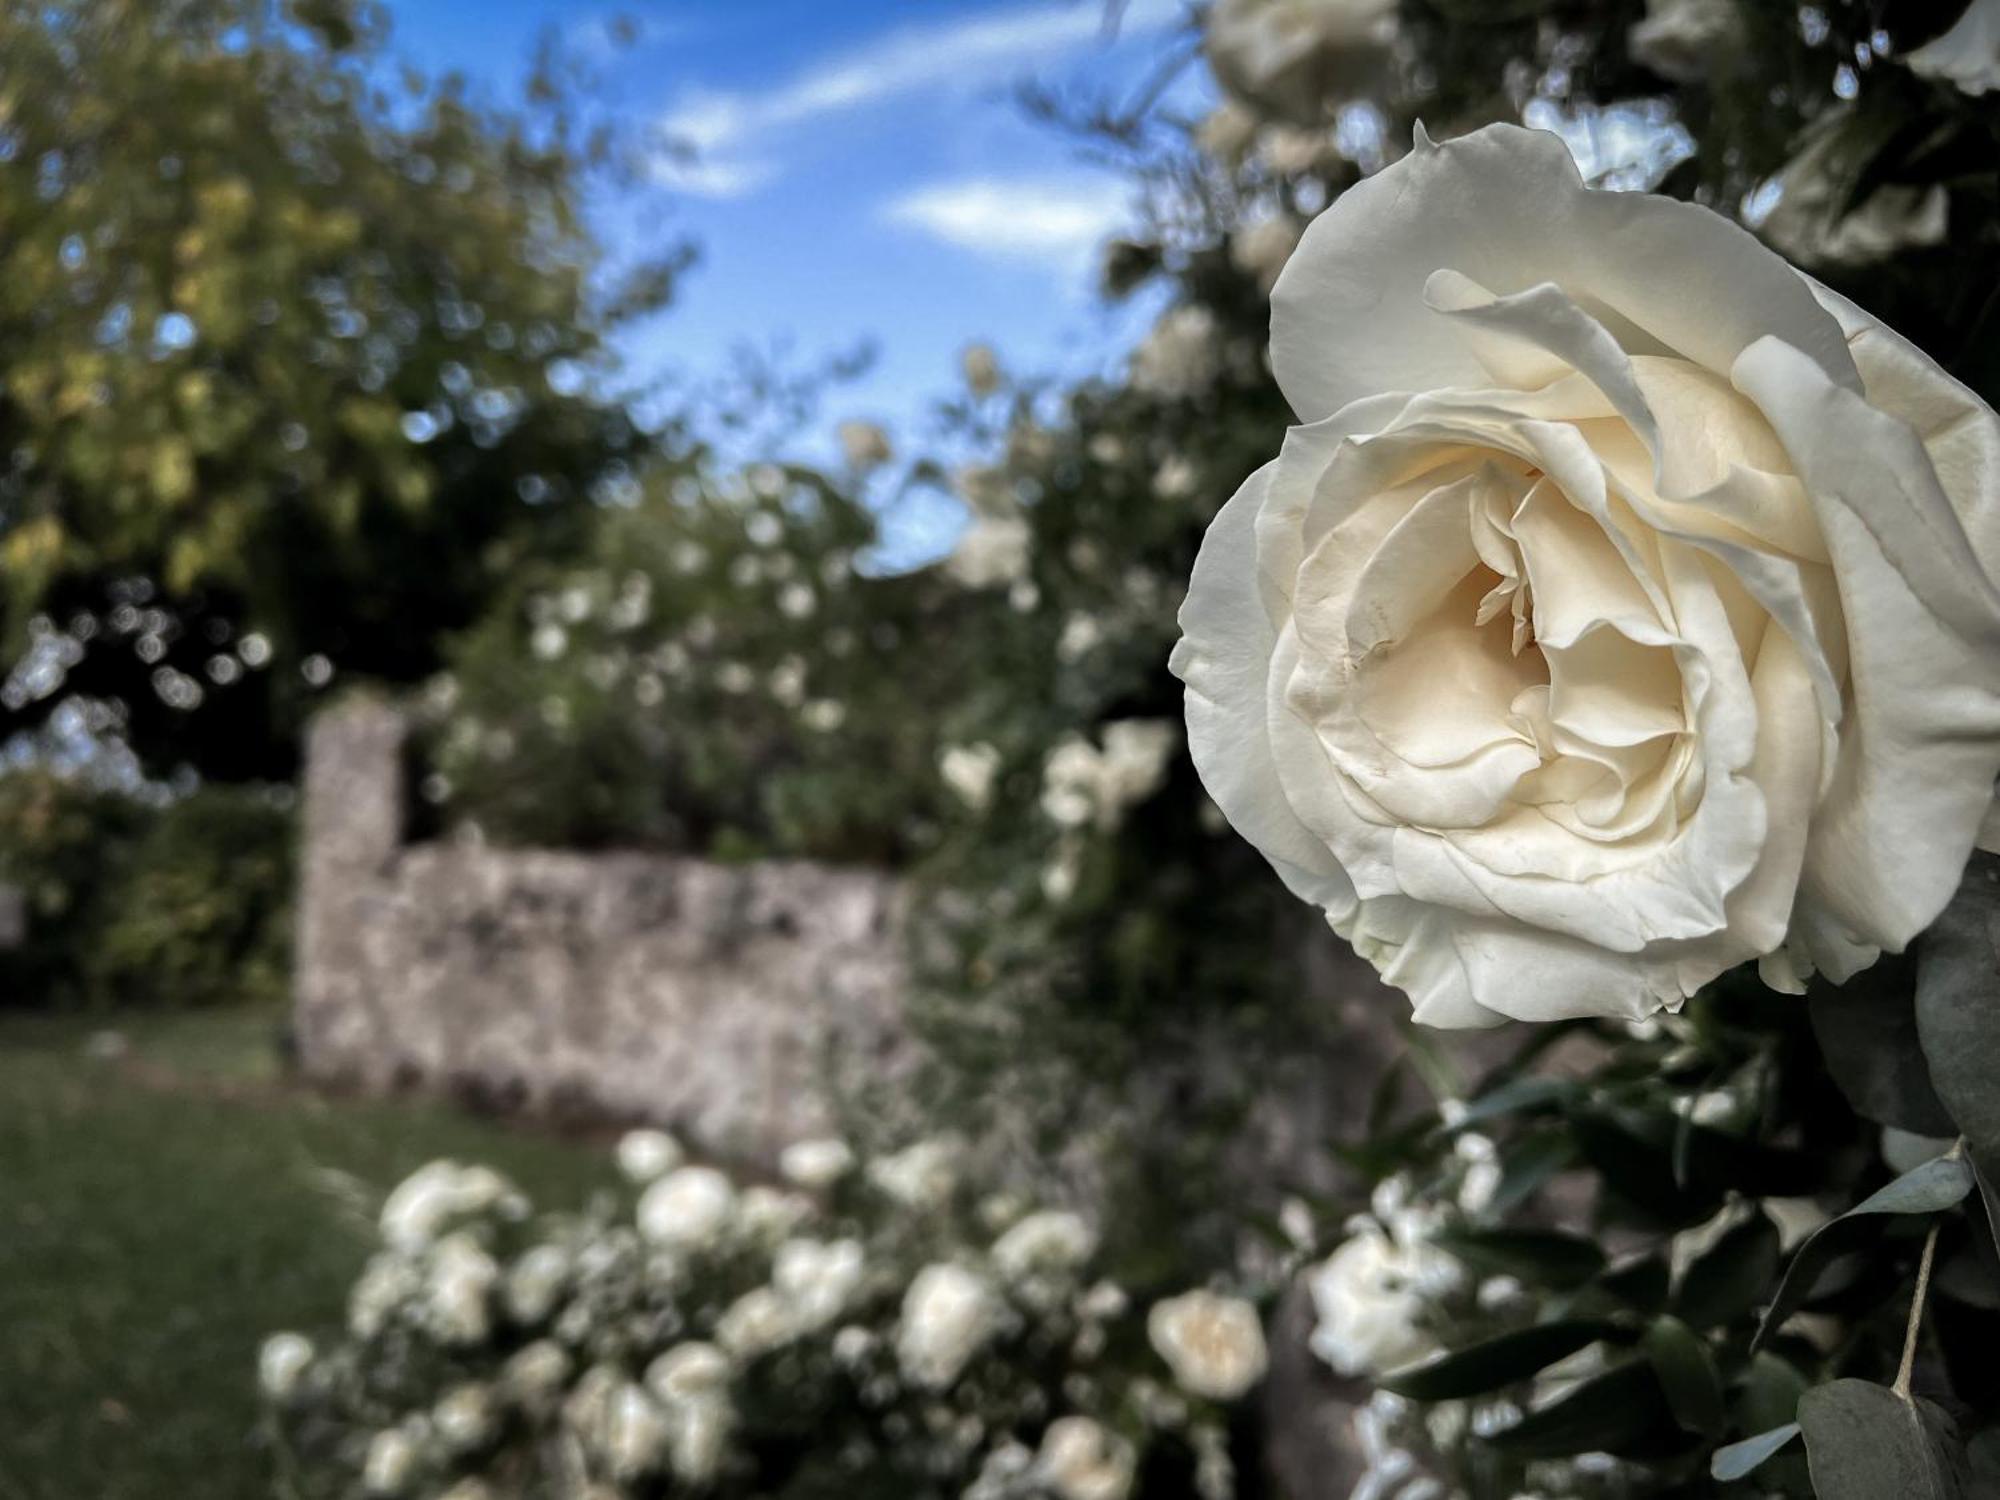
(655, 0), (1179, 197)
(884, 177), (1131, 270)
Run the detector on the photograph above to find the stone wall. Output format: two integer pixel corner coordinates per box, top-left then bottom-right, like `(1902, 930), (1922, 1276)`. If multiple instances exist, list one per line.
(293, 697), (913, 1158)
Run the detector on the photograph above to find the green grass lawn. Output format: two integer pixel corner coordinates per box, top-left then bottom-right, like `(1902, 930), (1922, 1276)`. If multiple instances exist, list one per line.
(0, 1007), (616, 1499)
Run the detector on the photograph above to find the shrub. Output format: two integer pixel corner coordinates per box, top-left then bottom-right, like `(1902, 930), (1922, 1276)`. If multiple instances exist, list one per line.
(0, 770), (291, 1009)
(260, 1132), (1271, 1499)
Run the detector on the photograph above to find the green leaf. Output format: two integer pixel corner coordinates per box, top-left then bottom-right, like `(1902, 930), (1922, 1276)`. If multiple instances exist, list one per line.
(1674, 1211), (1780, 1331)
(1643, 1316), (1724, 1437)
(1444, 1076), (1575, 1133)
(1380, 1319), (1619, 1402)
(1485, 1126), (1578, 1219)
(1752, 1154), (1974, 1351)
(1431, 1226), (1606, 1289)
(1808, 953), (1957, 1136)
(1798, 1379), (1972, 1500)
(1733, 1350), (1810, 1437)
(1572, 1110), (1716, 1226)
(1483, 1359), (1679, 1460)
(1597, 1253), (1671, 1316)
(1710, 1422), (1801, 1482)
(1915, 855), (2000, 1243)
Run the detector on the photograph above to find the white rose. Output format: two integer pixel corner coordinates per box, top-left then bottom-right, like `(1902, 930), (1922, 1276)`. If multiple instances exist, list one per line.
(715, 1287), (800, 1359)
(504, 1243), (571, 1325)
(896, 1262), (1002, 1389)
(433, 1383), (497, 1454)
(962, 342), (1004, 396)
(867, 1137), (962, 1210)
(948, 514), (1033, 589)
(1306, 1229), (1449, 1377)
(1232, 212), (1305, 292)
(257, 1332), (314, 1402)
(1628, 0), (1743, 84)
(604, 1383), (670, 1481)
(1130, 305), (1224, 401)
(838, 419), (894, 471)
(379, 1161), (525, 1252)
(1760, 114), (1949, 269)
(362, 1427), (421, 1496)
(1907, 0), (2000, 96)
(615, 1128), (683, 1184)
(779, 1135), (858, 1189)
(1205, 0), (1399, 123)
(771, 1236), (867, 1330)
(939, 743), (1004, 812)
(425, 1234), (499, 1347)
(991, 1210), (1097, 1283)
(1172, 122), (2000, 1026)
(500, 1340), (571, 1415)
(1037, 1415), (1137, 1500)
(736, 1185), (812, 1248)
(637, 1166), (736, 1251)
(1040, 720), (1178, 832)
(1145, 1290), (1269, 1400)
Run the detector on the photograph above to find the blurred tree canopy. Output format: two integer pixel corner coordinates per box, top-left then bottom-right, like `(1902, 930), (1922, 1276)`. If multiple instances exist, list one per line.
(0, 0), (680, 779)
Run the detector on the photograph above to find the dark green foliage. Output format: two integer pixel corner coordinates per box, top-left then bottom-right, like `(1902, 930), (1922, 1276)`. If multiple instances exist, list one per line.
(0, 770), (291, 1009)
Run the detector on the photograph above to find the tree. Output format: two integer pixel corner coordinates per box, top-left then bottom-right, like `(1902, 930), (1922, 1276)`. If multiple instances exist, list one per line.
(0, 0), (682, 779)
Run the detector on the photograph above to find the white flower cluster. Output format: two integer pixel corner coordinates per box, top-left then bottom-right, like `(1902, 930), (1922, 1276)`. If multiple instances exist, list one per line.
(261, 1132), (1264, 1499)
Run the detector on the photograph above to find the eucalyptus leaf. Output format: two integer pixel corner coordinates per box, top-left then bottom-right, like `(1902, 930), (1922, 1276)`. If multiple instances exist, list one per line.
(1808, 952), (1957, 1135)
(1643, 1316), (1724, 1437)
(1751, 1154), (1973, 1351)
(1798, 1379), (1971, 1500)
(1709, 1422), (1800, 1482)
(1486, 1127), (1578, 1219)
(1380, 1319), (1619, 1402)
(1444, 1076), (1575, 1133)
(1674, 1211), (1779, 1331)
(1483, 1359), (1679, 1460)
(1915, 854), (2000, 1182)
(1431, 1226), (1606, 1289)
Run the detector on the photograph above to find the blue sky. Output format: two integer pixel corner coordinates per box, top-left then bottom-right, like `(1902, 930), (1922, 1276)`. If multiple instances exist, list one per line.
(381, 0), (1204, 554)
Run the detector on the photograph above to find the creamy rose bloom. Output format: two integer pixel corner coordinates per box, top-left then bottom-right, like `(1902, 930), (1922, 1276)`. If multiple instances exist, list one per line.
(1146, 1290), (1269, 1400)
(614, 1128), (683, 1184)
(1305, 1229), (1450, 1377)
(896, 1262), (1001, 1388)
(778, 1136), (857, 1189)
(1907, 0), (2000, 96)
(257, 1332), (314, 1402)
(1173, 123), (2000, 1025)
(636, 1166), (736, 1250)
(1037, 1415), (1137, 1500)
(1628, 0), (1742, 84)
(1205, 0), (1399, 124)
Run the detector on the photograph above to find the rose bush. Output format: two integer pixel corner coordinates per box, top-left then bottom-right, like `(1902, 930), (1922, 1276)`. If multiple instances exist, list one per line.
(1173, 121), (2000, 1026)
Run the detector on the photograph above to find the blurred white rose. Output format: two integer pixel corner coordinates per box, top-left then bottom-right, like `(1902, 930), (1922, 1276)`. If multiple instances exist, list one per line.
(939, 743), (1005, 812)
(604, 1383), (670, 1481)
(637, 1166), (736, 1251)
(504, 1243), (571, 1325)
(426, 1234), (499, 1347)
(1628, 0), (1743, 83)
(615, 1128), (684, 1184)
(779, 1136), (858, 1189)
(1173, 122), (2000, 1026)
(1146, 1290), (1269, 1400)
(1306, 1228), (1452, 1376)
(257, 1332), (314, 1402)
(716, 1286), (800, 1359)
(646, 1343), (736, 1484)
(1231, 212), (1304, 291)
(379, 1161), (525, 1252)
(1761, 114), (1949, 268)
(961, 342), (1004, 396)
(349, 1253), (422, 1339)
(362, 1427), (421, 1496)
(868, 1137), (962, 1210)
(1907, 0), (2000, 94)
(1130, 305), (1223, 401)
(1040, 720), (1178, 832)
(948, 514), (1033, 590)
(772, 1236), (867, 1330)
(647, 1341), (732, 1403)
(838, 419), (894, 471)
(991, 1210), (1097, 1283)
(1205, 0), (1399, 123)
(897, 1262), (1001, 1388)
(1037, 1415), (1137, 1500)
(433, 1383), (497, 1454)
(500, 1340), (571, 1416)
